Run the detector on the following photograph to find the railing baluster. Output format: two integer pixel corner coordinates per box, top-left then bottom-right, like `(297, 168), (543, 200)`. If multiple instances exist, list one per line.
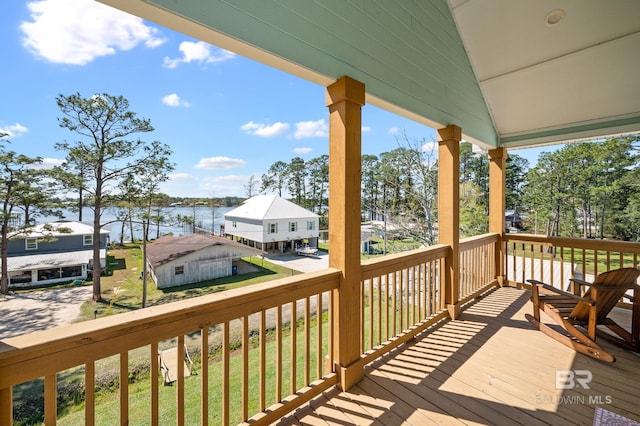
(276, 305), (283, 402)
(242, 315), (249, 421)
(290, 301), (297, 394)
(86, 361), (95, 426)
(119, 352), (128, 425)
(303, 297), (310, 387)
(316, 293), (323, 380)
(177, 335), (185, 426)
(0, 387), (11, 425)
(200, 328), (209, 426)
(222, 322), (229, 426)
(261, 310), (267, 411)
(377, 276), (382, 345)
(45, 374), (56, 425)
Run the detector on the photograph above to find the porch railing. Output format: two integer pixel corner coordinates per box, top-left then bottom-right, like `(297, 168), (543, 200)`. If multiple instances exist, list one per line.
(504, 234), (640, 307)
(0, 269), (340, 426)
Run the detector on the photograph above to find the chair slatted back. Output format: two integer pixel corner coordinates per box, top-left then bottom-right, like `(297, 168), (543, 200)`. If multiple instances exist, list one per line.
(569, 268), (640, 322)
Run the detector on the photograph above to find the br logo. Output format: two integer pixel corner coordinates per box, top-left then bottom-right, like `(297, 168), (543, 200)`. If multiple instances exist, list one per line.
(555, 370), (592, 389)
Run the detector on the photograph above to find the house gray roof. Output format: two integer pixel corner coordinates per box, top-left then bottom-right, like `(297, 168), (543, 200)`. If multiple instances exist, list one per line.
(146, 234), (262, 267)
(225, 195), (318, 221)
(9, 220), (110, 238)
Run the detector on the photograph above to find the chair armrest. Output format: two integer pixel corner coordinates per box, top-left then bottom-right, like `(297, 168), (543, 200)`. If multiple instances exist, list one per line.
(527, 279), (595, 305)
(569, 278), (591, 287)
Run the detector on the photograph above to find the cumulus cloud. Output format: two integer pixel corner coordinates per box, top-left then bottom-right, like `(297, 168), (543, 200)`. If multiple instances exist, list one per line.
(294, 119), (327, 139)
(241, 121), (290, 138)
(294, 147), (313, 155)
(162, 93), (190, 107)
(29, 157), (64, 170)
(195, 156), (246, 170)
(20, 0), (166, 65)
(163, 41), (236, 68)
(0, 123), (29, 138)
(422, 141), (438, 152)
(169, 173), (196, 181)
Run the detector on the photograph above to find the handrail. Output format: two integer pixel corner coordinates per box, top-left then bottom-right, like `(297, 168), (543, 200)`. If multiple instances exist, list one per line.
(0, 268), (341, 425)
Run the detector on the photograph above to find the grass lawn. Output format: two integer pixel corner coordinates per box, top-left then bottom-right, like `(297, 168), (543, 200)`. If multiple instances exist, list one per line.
(80, 245), (300, 320)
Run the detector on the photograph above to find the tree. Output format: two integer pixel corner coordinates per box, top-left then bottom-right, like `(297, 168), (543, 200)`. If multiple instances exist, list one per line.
(0, 141), (48, 294)
(261, 161), (288, 196)
(306, 154), (328, 215)
(244, 175), (258, 198)
(505, 153), (529, 210)
(54, 93), (157, 302)
(287, 157), (307, 205)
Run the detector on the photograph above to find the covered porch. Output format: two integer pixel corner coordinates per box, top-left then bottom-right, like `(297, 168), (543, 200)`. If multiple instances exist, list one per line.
(1, 0), (640, 424)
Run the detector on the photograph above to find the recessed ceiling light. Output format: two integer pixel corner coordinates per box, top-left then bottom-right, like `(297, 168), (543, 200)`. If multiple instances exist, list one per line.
(545, 9), (566, 26)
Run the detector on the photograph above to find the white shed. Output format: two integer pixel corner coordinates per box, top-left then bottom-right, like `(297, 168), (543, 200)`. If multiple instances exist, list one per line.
(224, 195), (319, 253)
(146, 234), (262, 289)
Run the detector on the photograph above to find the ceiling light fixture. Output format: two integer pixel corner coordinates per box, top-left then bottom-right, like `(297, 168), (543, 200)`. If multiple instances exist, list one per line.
(545, 9), (566, 26)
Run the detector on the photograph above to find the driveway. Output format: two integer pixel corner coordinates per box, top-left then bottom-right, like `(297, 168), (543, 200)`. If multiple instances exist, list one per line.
(0, 286), (92, 339)
(264, 251), (329, 273)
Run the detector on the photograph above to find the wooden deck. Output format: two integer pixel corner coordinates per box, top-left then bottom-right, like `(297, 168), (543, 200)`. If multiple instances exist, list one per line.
(277, 286), (640, 425)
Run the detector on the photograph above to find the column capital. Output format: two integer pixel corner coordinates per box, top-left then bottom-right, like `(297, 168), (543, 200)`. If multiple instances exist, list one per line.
(437, 125), (462, 143)
(326, 76), (365, 107)
(488, 147), (507, 160)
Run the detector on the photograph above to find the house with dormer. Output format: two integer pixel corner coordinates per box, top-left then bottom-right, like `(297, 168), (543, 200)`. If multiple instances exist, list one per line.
(4, 220), (110, 288)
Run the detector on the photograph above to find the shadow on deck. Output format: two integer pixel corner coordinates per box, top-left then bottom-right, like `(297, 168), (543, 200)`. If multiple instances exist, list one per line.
(279, 286), (640, 425)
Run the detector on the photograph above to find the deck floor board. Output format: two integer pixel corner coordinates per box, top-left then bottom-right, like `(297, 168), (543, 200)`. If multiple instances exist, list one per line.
(277, 286), (640, 425)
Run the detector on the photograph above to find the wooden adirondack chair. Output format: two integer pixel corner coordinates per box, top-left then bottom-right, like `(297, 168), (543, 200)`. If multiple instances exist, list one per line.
(525, 267), (640, 363)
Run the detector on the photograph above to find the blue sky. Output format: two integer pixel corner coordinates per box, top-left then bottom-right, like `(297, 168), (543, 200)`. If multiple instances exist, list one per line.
(1, 0), (544, 198)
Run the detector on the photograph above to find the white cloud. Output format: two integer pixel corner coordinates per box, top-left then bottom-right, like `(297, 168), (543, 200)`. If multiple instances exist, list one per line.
(20, 0), (166, 65)
(162, 94), (190, 107)
(195, 156), (246, 170)
(422, 141), (437, 152)
(169, 173), (196, 181)
(241, 121), (290, 137)
(163, 41), (236, 69)
(388, 127), (400, 135)
(362, 126), (372, 132)
(0, 123), (29, 138)
(294, 119), (327, 139)
(294, 147), (313, 155)
(29, 157), (64, 170)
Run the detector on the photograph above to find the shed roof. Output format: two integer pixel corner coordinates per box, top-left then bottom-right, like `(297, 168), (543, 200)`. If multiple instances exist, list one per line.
(146, 234), (262, 267)
(225, 195), (319, 221)
(7, 249), (105, 271)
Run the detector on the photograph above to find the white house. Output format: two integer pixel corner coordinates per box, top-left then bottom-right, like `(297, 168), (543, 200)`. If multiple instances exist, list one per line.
(145, 234), (262, 289)
(223, 195), (320, 253)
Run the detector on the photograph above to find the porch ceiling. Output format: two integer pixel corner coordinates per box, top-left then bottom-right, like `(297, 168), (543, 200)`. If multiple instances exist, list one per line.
(98, 0), (640, 149)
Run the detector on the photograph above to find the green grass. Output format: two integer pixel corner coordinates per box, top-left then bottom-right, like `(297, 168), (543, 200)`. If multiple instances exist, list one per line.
(55, 316), (331, 425)
(80, 248), (299, 320)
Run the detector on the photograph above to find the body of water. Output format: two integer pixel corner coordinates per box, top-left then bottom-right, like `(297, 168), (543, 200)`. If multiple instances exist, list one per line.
(38, 205), (234, 243)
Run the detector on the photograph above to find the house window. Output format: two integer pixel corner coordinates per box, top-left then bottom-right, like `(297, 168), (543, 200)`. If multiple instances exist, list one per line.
(307, 221), (315, 231)
(289, 221), (297, 232)
(268, 223), (278, 234)
(174, 266), (184, 275)
(83, 234), (93, 245)
(232, 220), (237, 228)
(26, 237), (38, 250)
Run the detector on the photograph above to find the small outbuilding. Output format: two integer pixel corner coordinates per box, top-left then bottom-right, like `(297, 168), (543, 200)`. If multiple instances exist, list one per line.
(145, 234), (262, 289)
(223, 195), (320, 253)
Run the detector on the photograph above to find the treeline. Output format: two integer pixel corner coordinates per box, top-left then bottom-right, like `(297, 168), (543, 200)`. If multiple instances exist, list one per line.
(257, 134), (640, 242)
